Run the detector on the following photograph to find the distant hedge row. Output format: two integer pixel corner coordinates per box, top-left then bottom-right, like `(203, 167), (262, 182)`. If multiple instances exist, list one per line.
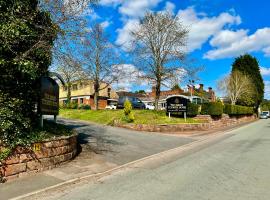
(224, 104), (254, 115)
(200, 103), (254, 116)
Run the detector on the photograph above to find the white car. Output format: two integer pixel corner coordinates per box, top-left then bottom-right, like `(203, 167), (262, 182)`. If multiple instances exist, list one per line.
(105, 105), (117, 110)
(145, 103), (155, 110)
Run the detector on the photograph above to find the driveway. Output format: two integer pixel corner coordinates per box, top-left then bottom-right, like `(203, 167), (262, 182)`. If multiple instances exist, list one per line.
(56, 117), (196, 165)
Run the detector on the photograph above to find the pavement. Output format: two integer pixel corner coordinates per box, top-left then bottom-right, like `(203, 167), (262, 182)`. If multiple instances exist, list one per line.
(0, 117), (196, 200)
(24, 118), (270, 200)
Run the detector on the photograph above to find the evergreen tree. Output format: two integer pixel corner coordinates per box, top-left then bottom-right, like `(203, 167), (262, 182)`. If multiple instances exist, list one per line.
(0, 0), (58, 146)
(232, 54), (264, 107)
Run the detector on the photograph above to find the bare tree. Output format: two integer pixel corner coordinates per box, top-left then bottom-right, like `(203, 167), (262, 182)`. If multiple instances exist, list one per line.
(130, 12), (188, 110)
(218, 70), (253, 105)
(79, 24), (122, 110)
(55, 50), (85, 104)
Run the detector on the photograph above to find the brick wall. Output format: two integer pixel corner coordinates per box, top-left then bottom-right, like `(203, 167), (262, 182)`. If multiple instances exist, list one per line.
(0, 134), (77, 182)
(115, 114), (256, 133)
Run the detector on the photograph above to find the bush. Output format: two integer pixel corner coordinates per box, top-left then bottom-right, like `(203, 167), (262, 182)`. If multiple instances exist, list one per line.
(78, 104), (91, 110)
(187, 103), (199, 116)
(123, 100), (134, 122)
(201, 102), (223, 116)
(224, 104), (254, 115)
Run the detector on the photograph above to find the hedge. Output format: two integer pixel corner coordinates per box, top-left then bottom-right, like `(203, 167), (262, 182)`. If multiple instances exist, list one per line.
(201, 102), (223, 116)
(187, 103), (199, 116)
(224, 104), (254, 115)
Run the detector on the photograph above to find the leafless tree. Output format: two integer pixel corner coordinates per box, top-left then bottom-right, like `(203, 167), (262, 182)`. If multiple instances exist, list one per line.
(130, 12), (189, 110)
(218, 70), (253, 105)
(78, 23), (122, 110)
(55, 49), (86, 103)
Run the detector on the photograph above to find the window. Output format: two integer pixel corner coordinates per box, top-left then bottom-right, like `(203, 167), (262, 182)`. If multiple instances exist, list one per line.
(107, 88), (111, 97)
(72, 84), (78, 90)
(80, 98), (83, 104)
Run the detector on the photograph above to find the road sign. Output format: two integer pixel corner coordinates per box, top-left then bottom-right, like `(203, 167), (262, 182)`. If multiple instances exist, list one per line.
(39, 76), (59, 115)
(166, 96), (189, 114)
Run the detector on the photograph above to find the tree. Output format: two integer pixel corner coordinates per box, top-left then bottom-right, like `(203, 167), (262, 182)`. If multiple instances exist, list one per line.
(55, 48), (85, 104)
(79, 24), (122, 110)
(232, 54), (264, 107)
(135, 90), (146, 94)
(218, 70), (253, 105)
(130, 12), (188, 110)
(171, 84), (181, 90)
(0, 0), (58, 145)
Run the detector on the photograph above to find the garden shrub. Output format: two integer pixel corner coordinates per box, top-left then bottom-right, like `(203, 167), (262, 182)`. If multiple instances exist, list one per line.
(78, 104), (91, 110)
(123, 100), (134, 122)
(201, 102), (223, 116)
(224, 104), (254, 115)
(187, 103), (199, 116)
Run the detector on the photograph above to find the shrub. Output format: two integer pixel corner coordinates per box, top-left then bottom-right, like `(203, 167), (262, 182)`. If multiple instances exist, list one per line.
(201, 102), (223, 116)
(78, 104), (91, 110)
(187, 103), (199, 116)
(123, 100), (134, 122)
(224, 104), (254, 115)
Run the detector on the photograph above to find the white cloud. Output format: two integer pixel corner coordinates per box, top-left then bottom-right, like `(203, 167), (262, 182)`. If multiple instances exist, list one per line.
(210, 29), (248, 48)
(119, 0), (162, 18)
(265, 81), (270, 99)
(177, 7), (241, 52)
(204, 28), (270, 60)
(260, 66), (270, 76)
(101, 20), (111, 29)
(99, 0), (123, 7)
(164, 1), (175, 14)
(112, 64), (148, 90)
(263, 46), (270, 57)
(115, 19), (140, 49)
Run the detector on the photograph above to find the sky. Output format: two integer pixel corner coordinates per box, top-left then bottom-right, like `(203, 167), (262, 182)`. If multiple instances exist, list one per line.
(80, 0), (270, 99)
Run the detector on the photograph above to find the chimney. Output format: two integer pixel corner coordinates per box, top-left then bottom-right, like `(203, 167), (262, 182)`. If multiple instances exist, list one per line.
(199, 84), (204, 92)
(208, 87), (212, 92)
(187, 85), (194, 94)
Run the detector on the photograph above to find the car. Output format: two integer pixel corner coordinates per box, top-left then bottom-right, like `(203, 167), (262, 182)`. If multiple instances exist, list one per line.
(105, 104), (117, 110)
(261, 111), (270, 118)
(259, 113), (268, 119)
(145, 103), (155, 110)
(117, 96), (145, 109)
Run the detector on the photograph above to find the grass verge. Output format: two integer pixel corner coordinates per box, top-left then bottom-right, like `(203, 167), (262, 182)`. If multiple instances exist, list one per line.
(59, 109), (202, 125)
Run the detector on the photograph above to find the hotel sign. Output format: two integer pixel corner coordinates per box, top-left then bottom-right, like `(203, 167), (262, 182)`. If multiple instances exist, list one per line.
(166, 96), (189, 114)
(39, 77), (59, 115)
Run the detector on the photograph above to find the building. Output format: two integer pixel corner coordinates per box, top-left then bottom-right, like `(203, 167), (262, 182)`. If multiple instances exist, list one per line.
(140, 84), (216, 110)
(59, 80), (118, 109)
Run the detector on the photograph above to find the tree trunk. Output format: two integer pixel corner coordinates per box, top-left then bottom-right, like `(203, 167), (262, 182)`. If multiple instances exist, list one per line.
(67, 83), (71, 104)
(94, 81), (99, 110)
(155, 80), (161, 110)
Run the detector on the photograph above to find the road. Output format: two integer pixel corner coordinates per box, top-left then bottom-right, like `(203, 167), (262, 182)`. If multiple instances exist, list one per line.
(35, 119), (270, 200)
(56, 117), (195, 165)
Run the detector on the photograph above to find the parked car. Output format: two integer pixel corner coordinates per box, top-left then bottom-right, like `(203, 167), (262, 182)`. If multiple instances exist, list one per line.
(117, 96), (145, 109)
(145, 102), (155, 110)
(105, 104), (117, 110)
(261, 111), (270, 118)
(259, 113), (268, 119)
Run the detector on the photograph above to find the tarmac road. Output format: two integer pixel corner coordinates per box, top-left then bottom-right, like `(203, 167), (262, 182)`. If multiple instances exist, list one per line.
(36, 118), (270, 200)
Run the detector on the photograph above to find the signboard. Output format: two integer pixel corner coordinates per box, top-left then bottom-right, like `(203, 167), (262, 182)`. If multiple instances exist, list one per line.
(39, 76), (59, 115)
(166, 96), (190, 114)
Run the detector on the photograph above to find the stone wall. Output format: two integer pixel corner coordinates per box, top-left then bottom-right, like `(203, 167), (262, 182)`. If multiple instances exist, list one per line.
(116, 114), (256, 133)
(0, 134), (77, 181)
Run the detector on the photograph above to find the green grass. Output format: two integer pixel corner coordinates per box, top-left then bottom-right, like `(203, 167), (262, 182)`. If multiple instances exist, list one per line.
(60, 109), (202, 125)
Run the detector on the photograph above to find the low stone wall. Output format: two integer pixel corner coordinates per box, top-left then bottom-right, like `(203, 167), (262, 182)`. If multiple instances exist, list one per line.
(0, 134), (77, 181)
(116, 114), (256, 133)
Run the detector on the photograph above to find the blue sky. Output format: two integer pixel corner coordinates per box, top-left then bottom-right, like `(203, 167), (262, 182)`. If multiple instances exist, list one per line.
(82, 0), (270, 99)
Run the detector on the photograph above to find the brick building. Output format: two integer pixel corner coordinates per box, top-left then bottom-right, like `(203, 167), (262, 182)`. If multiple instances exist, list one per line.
(59, 80), (118, 109)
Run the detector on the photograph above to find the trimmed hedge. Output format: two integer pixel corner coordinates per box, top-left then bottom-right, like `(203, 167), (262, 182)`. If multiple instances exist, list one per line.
(201, 102), (223, 116)
(224, 104), (254, 115)
(187, 103), (199, 116)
